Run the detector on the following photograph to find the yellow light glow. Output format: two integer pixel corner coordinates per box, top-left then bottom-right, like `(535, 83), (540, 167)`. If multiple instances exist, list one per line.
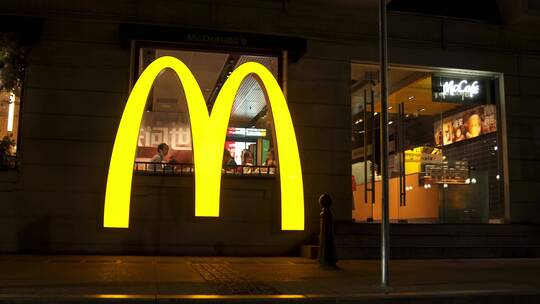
(104, 56), (304, 230)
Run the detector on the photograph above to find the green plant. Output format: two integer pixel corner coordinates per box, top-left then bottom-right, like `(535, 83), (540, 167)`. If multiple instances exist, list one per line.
(0, 134), (16, 156)
(0, 33), (27, 95)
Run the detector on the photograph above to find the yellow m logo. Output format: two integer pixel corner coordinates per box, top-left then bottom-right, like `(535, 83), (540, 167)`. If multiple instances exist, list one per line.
(104, 56), (304, 230)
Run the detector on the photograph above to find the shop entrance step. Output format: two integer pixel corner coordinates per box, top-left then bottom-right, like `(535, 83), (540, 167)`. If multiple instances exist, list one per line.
(301, 222), (540, 259)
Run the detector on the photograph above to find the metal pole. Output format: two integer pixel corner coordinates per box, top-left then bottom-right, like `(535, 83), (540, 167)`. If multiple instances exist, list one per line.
(379, 0), (390, 288)
(363, 89), (368, 204)
(370, 87), (376, 208)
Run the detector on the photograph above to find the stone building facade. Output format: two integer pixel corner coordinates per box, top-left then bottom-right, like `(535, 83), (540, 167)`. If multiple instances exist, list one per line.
(0, 0), (539, 254)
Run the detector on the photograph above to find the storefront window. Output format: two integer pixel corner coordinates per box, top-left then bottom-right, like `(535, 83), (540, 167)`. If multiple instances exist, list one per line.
(351, 64), (505, 223)
(0, 90), (19, 165)
(0, 33), (25, 170)
(134, 47), (280, 175)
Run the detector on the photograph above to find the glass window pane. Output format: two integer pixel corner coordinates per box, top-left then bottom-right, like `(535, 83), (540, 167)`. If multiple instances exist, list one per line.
(134, 47), (279, 175)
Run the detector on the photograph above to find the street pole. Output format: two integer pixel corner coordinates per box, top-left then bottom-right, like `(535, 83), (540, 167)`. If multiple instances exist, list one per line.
(379, 0), (390, 289)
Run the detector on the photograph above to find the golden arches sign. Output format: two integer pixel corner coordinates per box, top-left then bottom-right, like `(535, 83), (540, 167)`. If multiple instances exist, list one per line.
(103, 56), (304, 230)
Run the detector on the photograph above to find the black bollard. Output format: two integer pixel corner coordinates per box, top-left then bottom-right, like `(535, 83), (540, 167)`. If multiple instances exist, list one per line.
(318, 194), (337, 268)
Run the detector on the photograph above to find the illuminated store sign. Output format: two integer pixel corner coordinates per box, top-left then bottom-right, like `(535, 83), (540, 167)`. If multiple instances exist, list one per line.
(104, 56), (304, 230)
(432, 76), (492, 104)
(227, 127), (246, 136)
(245, 128), (267, 137)
(442, 80), (479, 99)
(227, 127), (267, 137)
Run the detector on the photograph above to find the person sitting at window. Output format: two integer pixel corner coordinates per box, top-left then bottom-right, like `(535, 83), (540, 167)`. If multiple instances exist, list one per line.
(223, 149), (237, 174)
(149, 142), (169, 172)
(263, 148), (277, 174)
(241, 149), (254, 174)
(264, 149), (276, 166)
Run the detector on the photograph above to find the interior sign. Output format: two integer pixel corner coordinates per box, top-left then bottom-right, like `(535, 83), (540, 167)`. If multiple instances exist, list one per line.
(432, 76), (491, 104)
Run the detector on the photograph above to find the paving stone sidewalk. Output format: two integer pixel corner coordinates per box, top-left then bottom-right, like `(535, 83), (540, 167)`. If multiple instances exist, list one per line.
(0, 255), (539, 303)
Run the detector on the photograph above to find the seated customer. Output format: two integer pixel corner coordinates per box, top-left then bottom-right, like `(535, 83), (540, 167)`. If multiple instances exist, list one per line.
(241, 149), (254, 174)
(149, 143), (169, 172)
(264, 149), (277, 166)
(263, 148), (277, 174)
(222, 149), (237, 173)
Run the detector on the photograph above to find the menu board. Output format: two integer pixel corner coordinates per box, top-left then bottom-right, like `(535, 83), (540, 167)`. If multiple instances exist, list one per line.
(424, 160), (470, 184)
(434, 105), (497, 146)
(227, 127), (267, 137)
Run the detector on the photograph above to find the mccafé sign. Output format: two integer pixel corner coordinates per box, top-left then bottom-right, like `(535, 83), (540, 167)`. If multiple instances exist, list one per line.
(432, 76), (491, 104)
(103, 56), (304, 231)
(441, 80), (479, 99)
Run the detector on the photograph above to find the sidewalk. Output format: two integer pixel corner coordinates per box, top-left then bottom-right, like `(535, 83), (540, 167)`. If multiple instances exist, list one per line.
(0, 255), (539, 303)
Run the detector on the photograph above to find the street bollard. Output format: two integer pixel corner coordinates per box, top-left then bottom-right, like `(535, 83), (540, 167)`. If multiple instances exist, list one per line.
(318, 194), (338, 268)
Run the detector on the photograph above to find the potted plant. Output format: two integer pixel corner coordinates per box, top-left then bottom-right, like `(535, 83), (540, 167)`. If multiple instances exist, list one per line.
(0, 133), (16, 170)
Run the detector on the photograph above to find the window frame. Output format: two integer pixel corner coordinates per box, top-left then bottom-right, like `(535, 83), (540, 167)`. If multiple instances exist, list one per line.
(350, 60), (509, 223)
(129, 40), (288, 178)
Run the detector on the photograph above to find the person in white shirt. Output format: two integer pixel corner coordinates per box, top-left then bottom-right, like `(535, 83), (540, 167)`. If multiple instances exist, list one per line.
(149, 143), (169, 172)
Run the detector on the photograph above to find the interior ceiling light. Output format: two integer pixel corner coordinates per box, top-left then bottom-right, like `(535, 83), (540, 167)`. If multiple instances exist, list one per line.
(388, 121), (393, 125)
(388, 106), (392, 110)
(408, 96), (415, 100)
(418, 108), (425, 112)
